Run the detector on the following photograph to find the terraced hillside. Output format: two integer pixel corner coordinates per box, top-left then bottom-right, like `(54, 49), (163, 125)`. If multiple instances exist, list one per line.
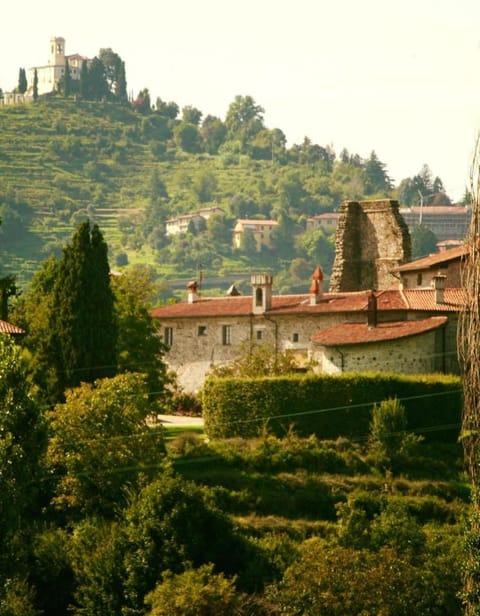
(0, 97), (392, 289)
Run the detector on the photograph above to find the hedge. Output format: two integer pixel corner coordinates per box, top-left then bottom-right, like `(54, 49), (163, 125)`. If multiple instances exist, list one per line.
(201, 372), (462, 441)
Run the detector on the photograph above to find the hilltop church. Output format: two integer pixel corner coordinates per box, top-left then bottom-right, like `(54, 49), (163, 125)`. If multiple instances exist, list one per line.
(2, 36), (90, 104)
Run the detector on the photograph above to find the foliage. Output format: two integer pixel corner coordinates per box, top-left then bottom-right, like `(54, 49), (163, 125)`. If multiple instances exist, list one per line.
(50, 222), (117, 399)
(202, 372), (462, 440)
(121, 471), (262, 614)
(0, 337), (46, 579)
(111, 265), (170, 399)
(210, 342), (300, 378)
(46, 373), (165, 516)
(266, 535), (461, 615)
(144, 564), (246, 616)
(411, 223), (438, 257)
(368, 398), (423, 471)
(0, 577), (39, 616)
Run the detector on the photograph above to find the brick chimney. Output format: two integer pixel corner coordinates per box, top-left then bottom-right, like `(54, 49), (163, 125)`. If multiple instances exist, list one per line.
(432, 273), (446, 305)
(187, 280), (198, 304)
(309, 266), (324, 305)
(367, 290), (378, 328)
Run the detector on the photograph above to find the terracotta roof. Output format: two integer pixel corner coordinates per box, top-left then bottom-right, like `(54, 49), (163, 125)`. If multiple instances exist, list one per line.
(399, 206), (470, 215)
(401, 288), (466, 311)
(311, 316), (448, 346)
(152, 287), (466, 320)
(0, 320), (25, 335)
(394, 244), (468, 272)
(151, 289), (409, 320)
(236, 219), (278, 226)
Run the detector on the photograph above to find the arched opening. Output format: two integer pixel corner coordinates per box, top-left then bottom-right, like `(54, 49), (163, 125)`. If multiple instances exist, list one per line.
(255, 287), (263, 307)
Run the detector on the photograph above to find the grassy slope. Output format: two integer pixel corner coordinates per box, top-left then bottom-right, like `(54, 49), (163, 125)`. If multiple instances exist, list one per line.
(0, 99), (304, 287)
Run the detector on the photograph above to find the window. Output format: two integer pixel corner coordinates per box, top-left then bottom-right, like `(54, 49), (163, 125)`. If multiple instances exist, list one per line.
(292, 333), (299, 343)
(222, 325), (232, 345)
(198, 325), (207, 336)
(256, 329), (263, 341)
(255, 288), (263, 307)
(164, 327), (173, 348)
(417, 273), (423, 286)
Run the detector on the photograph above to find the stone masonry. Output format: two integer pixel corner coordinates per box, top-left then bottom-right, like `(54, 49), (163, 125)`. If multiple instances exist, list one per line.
(329, 199), (411, 292)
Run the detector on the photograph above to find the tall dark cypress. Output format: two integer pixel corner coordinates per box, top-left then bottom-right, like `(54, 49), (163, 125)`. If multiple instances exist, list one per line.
(52, 222), (117, 395)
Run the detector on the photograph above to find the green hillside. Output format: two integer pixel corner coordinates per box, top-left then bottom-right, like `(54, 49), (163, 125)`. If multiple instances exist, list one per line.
(0, 97), (451, 293)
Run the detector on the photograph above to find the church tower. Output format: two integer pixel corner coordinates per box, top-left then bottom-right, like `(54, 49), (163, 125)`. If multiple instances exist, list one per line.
(251, 274), (273, 314)
(49, 37), (65, 66)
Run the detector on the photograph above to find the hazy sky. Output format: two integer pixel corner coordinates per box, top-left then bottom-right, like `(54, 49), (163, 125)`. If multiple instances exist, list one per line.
(2, 0), (480, 201)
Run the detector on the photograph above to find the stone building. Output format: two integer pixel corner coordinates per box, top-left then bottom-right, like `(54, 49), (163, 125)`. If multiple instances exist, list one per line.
(151, 270), (463, 392)
(392, 243), (467, 289)
(232, 219), (279, 252)
(329, 199), (411, 292)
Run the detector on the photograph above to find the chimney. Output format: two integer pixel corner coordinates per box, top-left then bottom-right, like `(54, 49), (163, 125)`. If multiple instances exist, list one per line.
(251, 273), (273, 314)
(309, 266), (324, 305)
(367, 290), (377, 328)
(187, 280), (198, 304)
(433, 273), (446, 304)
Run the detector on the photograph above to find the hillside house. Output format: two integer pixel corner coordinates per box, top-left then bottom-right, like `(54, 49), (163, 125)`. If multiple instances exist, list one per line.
(232, 219), (279, 252)
(166, 207), (224, 237)
(392, 243), (467, 289)
(151, 269), (463, 392)
(399, 205), (471, 241)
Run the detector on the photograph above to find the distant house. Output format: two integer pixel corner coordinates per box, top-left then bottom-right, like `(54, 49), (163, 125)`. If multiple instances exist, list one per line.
(166, 206), (223, 237)
(306, 212), (340, 232)
(399, 205), (471, 241)
(392, 243), (468, 289)
(0, 320), (25, 336)
(232, 219), (279, 252)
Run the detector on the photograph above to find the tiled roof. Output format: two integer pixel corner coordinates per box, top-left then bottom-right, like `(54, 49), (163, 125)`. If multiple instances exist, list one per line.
(399, 206), (470, 215)
(151, 287), (465, 320)
(311, 316), (448, 346)
(394, 244), (468, 272)
(0, 320), (25, 335)
(401, 288), (465, 311)
(236, 219), (278, 226)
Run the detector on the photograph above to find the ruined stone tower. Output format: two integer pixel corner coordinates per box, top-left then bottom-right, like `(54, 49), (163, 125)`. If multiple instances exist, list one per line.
(329, 199), (411, 292)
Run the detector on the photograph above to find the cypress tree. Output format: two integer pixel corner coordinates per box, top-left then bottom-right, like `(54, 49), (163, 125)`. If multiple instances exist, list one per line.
(51, 222), (117, 396)
(63, 58), (71, 97)
(33, 68), (38, 101)
(79, 60), (89, 99)
(17, 68), (27, 94)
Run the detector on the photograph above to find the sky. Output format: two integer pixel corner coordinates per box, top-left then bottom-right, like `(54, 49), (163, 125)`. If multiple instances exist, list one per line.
(1, 0), (480, 202)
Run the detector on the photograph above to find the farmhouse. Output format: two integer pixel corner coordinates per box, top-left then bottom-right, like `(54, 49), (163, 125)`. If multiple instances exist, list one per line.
(391, 243), (467, 289)
(232, 219), (279, 252)
(152, 269), (463, 392)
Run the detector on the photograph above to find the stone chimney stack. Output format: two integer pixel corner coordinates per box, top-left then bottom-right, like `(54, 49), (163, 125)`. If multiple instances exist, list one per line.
(433, 273), (446, 304)
(251, 273), (273, 314)
(367, 290), (378, 328)
(187, 280), (198, 304)
(309, 266), (324, 305)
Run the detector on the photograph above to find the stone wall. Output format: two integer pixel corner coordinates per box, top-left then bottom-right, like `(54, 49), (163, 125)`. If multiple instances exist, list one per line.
(329, 199), (411, 292)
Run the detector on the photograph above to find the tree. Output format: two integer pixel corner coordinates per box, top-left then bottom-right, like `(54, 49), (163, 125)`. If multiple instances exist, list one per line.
(145, 565), (247, 616)
(111, 265), (170, 396)
(17, 68), (27, 94)
(63, 58), (71, 97)
(181, 105), (202, 126)
(411, 224), (438, 258)
(46, 372), (165, 517)
(363, 150), (393, 194)
(0, 337), (46, 580)
(86, 57), (108, 100)
(50, 222), (117, 397)
(99, 48), (126, 99)
(122, 472), (258, 613)
(155, 98), (179, 119)
(225, 95), (265, 150)
(32, 68), (38, 101)
(173, 121), (202, 153)
(79, 60), (89, 99)
(132, 88), (151, 114)
(201, 115), (227, 154)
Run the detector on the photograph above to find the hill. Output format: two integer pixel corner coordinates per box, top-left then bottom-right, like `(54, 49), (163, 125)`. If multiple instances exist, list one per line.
(0, 97), (450, 293)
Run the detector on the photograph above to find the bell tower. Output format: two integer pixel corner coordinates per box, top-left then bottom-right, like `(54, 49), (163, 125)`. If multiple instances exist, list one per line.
(251, 273), (273, 314)
(49, 36), (65, 66)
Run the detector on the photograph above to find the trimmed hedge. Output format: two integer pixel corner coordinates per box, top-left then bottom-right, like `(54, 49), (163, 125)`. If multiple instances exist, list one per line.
(202, 372), (462, 441)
